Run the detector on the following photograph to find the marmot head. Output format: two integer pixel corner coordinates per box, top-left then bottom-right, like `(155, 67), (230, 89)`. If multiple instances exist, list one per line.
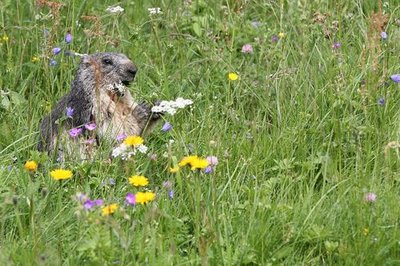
(79, 52), (137, 95)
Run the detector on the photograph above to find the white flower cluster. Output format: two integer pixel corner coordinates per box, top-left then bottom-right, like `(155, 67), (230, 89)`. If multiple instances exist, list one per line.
(106, 6), (124, 14)
(148, 7), (162, 15)
(106, 82), (127, 95)
(151, 97), (193, 115)
(112, 144), (148, 160)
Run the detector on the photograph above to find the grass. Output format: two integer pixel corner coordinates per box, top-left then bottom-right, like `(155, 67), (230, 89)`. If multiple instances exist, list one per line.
(1, 0), (400, 264)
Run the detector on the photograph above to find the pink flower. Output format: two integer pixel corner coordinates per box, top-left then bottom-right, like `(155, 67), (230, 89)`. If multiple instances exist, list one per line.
(241, 44), (253, 54)
(364, 192), (377, 203)
(206, 156), (218, 166)
(69, 127), (82, 138)
(84, 122), (96, 131)
(116, 133), (127, 142)
(125, 193), (136, 205)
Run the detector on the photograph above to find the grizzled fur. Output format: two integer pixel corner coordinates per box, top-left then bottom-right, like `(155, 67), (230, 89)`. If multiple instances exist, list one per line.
(38, 52), (160, 154)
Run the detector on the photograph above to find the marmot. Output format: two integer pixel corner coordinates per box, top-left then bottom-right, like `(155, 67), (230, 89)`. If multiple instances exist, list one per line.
(38, 52), (161, 158)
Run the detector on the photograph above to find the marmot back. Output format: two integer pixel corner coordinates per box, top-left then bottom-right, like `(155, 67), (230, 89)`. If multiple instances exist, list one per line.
(38, 52), (161, 158)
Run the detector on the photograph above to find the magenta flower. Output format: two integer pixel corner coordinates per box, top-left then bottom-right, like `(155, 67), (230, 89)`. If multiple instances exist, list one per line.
(161, 122), (172, 132)
(125, 193), (136, 205)
(116, 133), (127, 142)
(332, 42), (341, 49)
(241, 44), (253, 54)
(83, 199), (103, 210)
(65, 32), (73, 43)
(85, 138), (96, 144)
(69, 127), (82, 138)
(364, 192), (377, 203)
(66, 107), (74, 118)
(391, 74), (400, 83)
(52, 47), (62, 55)
(84, 122), (96, 131)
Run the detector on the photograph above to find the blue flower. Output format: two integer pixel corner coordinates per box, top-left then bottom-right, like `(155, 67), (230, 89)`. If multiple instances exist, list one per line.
(377, 98), (385, 106)
(391, 74), (400, 83)
(49, 59), (57, 66)
(161, 122), (172, 132)
(52, 47), (62, 55)
(65, 32), (73, 43)
(66, 107), (74, 118)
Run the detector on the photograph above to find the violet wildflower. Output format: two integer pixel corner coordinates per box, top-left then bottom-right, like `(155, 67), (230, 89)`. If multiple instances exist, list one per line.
(49, 59), (57, 66)
(169, 190), (174, 199)
(116, 133), (127, 142)
(378, 98), (385, 106)
(84, 122), (96, 131)
(66, 107), (74, 118)
(332, 42), (341, 49)
(69, 127), (82, 138)
(161, 122), (172, 132)
(125, 193), (136, 205)
(94, 199), (104, 206)
(380, 31), (388, 40)
(52, 47), (61, 55)
(83, 200), (95, 210)
(241, 44), (253, 54)
(390, 74), (400, 83)
(204, 166), (213, 174)
(364, 192), (377, 203)
(85, 138), (96, 145)
(271, 35), (279, 42)
(65, 32), (73, 43)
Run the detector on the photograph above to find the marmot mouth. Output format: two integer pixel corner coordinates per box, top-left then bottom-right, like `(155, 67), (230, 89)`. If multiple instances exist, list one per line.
(121, 80), (131, 86)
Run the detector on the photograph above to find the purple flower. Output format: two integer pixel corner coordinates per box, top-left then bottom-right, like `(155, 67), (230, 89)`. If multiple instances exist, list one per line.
(84, 122), (96, 131)
(85, 138), (96, 144)
(241, 44), (253, 54)
(169, 190), (174, 199)
(49, 59), (57, 66)
(52, 47), (62, 55)
(65, 32), (73, 43)
(271, 35), (279, 42)
(75, 192), (88, 202)
(332, 42), (341, 49)
(161, 122), (172, 132)
(204, 166), (214, 174)
(125, 193), (136, 205)
(378, 98), (385, 106)
(206, 156), (218, 166)
(116, 133), (127, 142)
(94, 199), (103, 206)
(69, 127), (82, 138)
(390, 74), (400, 83)
(163, 180), (173, 189)
(83, 200), (95, 210)
(66, 107), (74, 118)
(364, 192), (377, 203)
(380, 31), (388, 40)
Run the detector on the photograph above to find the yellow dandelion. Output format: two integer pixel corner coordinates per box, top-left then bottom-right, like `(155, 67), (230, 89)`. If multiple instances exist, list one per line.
(228, 72), (239, 81)
(190, 158), (209, 170)
(135, 191), (156, 204)
(24, 160), (38, 172)
(278, 32), (285, 38)
(129, 175), (149, 187)
(101, 203), (118, 216)
(31, 56), (40, 63)
(169, 166), (180, 173)
(2, 34), (9, 42)
(178, 155), (199, 167)
(123, 135), (144, 146)
(50, 169), (73, 180)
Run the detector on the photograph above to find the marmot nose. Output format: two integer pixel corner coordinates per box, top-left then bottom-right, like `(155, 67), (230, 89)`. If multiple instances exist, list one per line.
(127, 67), (137, 77)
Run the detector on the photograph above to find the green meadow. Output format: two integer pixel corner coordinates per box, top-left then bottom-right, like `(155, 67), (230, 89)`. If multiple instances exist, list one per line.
(1, 0), (400, 264)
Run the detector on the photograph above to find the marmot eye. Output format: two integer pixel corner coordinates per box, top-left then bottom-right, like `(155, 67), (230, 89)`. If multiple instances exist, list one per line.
(102, 58), (113, 65)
